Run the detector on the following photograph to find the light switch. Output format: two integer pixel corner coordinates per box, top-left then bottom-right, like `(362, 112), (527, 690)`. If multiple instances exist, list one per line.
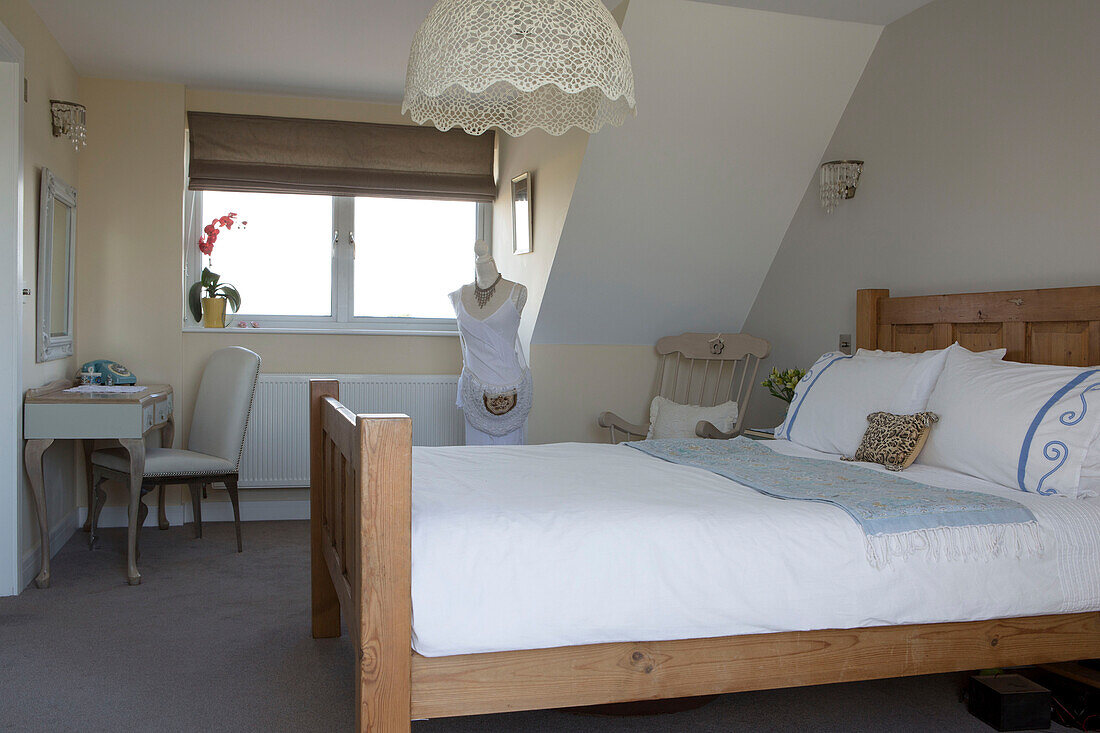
(839, 334), (852, 355)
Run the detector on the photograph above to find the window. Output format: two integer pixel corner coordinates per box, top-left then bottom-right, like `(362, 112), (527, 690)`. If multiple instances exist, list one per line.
(186, 190), (489, 333)
(200, 191), (333, 316)
(352, 197), (475, 319)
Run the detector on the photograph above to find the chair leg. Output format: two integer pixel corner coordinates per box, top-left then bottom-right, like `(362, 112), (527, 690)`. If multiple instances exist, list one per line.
(136, 494), (150, 559)
(189, 483), (203, 539)
(157, 484), (169, 530)
(225, 477), (243, 553)
(90, 470), (108, 550)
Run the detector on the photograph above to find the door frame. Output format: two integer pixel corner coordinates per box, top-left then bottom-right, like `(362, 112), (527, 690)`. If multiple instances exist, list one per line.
(0, 20), (24, 597)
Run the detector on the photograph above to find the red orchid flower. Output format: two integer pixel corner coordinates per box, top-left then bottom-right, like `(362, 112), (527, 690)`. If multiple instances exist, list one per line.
(196, 211), (243, 256)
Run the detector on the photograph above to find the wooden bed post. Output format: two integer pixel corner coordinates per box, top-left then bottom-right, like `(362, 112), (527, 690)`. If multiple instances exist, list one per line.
(310, 379), (342, 639)
(357, 414), (413, 733)
(856, 289), (890, 351)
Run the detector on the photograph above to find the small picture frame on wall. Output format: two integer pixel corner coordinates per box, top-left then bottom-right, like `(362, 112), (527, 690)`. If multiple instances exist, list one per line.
(511, 172), (532, 255)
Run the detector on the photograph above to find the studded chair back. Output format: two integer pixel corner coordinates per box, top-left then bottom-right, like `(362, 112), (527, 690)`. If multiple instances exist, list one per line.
(187, 347), (261, 468)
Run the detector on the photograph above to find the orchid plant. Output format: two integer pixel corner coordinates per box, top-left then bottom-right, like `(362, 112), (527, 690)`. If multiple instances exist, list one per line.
(188, 211), (245, 322)
(762, 367), (807, 404)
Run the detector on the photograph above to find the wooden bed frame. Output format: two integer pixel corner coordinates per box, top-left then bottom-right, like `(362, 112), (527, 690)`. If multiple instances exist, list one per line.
(311, 285), (1100, 731)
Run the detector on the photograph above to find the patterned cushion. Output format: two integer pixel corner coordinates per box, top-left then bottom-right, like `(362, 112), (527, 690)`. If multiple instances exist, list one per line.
(843, 412), (939, 471)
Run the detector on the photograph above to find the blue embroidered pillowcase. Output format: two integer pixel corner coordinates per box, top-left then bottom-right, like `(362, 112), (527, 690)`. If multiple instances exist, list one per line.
(776, 347), (950, 456)
(920, 345), (1100, 498)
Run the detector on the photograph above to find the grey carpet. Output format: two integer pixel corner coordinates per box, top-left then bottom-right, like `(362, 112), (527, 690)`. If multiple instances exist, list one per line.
(0, 520), (1067, 732)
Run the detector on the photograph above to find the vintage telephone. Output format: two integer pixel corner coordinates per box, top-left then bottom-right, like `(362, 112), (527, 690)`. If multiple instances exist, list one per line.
(79, 360), (137, 386)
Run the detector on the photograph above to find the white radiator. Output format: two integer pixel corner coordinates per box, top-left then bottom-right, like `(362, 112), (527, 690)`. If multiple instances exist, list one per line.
(238, 374), (463, 488)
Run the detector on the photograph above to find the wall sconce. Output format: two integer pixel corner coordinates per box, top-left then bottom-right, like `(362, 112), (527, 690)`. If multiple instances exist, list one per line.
(820, 159), (862, 214)
(50, 100), (86, 150)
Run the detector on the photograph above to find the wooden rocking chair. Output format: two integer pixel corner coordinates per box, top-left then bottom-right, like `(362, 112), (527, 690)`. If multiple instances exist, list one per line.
(598, 332), (771, 443)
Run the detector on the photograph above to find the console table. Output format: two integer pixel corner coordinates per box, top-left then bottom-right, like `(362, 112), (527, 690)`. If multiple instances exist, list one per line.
(24, 380), (174, 587)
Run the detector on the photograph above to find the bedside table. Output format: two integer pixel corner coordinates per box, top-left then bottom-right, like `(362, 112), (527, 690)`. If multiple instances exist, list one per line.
(743, 428), (777, 441)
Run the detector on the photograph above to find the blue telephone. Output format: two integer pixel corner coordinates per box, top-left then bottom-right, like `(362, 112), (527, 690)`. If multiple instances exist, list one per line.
(80, 360), (137, 386)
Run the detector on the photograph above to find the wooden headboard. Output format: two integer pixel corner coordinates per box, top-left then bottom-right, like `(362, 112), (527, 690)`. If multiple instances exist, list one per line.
(856, 286), (1100, 366)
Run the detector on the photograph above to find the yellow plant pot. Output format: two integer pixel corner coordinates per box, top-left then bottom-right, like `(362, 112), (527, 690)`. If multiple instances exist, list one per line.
(202, 297), (227, 328)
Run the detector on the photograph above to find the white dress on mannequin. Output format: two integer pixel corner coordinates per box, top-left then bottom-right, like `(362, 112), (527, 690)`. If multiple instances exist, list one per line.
(450, 283), (531, 445)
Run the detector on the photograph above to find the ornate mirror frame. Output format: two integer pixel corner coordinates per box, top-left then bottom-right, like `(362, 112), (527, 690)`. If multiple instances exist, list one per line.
(37, 168), (76, 362)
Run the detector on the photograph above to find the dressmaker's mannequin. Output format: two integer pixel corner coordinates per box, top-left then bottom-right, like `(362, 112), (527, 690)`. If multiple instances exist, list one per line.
(459, 240), (527, 317)
(449, 241), (531, 446)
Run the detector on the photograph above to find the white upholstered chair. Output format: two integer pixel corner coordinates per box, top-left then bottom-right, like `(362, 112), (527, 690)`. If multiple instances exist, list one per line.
(599, 332), (770, 443)
(90, 346), (261, 553)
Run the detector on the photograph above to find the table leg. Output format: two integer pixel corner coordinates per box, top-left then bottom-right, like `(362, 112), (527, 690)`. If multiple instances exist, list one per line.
(23, 439), (54, 589)
(81, 439), (95, 532)
(157, 417), (174, 530)
(161, 416), (175, 449)
(119, 438), (146, 586)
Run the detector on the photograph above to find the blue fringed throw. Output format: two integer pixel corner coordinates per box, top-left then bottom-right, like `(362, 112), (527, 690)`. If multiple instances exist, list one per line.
(630, 437), (1041, 567)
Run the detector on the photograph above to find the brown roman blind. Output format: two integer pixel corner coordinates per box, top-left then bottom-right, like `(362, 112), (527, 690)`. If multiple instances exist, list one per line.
(187, 112), (496, 202)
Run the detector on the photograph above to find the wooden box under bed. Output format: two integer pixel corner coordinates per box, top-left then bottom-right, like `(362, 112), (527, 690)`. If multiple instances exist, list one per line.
(311, 285), (1100, 731)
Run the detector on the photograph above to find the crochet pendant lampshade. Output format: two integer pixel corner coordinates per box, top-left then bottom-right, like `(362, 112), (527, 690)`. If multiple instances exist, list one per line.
(402, 0), (636, 137)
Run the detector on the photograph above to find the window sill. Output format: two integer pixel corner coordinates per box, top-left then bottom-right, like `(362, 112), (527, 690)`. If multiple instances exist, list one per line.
(182, 326), (459, 337)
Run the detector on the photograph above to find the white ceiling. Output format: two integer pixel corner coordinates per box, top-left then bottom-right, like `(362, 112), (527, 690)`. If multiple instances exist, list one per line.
(28, 0), (930, 102)
(29, 0), (451, 102)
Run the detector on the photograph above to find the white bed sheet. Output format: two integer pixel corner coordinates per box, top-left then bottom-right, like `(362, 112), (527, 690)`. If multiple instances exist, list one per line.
(410, 439), (1100, 657)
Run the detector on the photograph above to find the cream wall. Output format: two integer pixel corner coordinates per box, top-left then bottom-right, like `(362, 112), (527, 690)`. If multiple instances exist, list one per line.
(74, 77), (187, 512)
(178, 92), (640, 452)
(75, 80), (635, 517)
(184, 88), (407, 125)
(76, 86), (465, 514)
(742, 0), (1100, 429)
(2, 0), (81, 589)
(76, 78), (185, 397)
(490, 128), (658, 444)
(69, 0), (883, 522)
(529, 343), (657, 444)
(178, 88), (463, 450)
(492, 128), (588, 351)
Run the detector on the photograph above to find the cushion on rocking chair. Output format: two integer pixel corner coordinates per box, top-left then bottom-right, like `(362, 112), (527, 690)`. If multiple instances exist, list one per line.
(646, 396), (738, 440)
(91, 447), (235, 478)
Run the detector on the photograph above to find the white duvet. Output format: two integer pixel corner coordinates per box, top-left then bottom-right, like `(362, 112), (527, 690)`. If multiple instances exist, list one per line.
(410, 439), (1100, 657)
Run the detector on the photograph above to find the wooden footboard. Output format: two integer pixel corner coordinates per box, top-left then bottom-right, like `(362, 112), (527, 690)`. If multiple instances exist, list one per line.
(309, 380), (413, 732)
(309, 376), (1100, 732)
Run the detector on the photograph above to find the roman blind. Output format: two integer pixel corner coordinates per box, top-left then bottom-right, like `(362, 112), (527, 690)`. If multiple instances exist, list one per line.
(187, 112), (496, 202)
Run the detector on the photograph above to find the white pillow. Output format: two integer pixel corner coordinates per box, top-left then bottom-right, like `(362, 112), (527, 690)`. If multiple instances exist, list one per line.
(776, 348), (949, 456)
(857, 344), (1007, 361)
(920, 346), (1100, 497)
(646, 396), (738, 440)
(1077, 447), (1100, 499)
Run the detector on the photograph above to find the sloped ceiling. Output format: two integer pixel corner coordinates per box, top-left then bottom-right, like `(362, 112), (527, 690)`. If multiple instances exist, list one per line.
(28, 0), (917, 102)
(533, 0), (882, 344)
